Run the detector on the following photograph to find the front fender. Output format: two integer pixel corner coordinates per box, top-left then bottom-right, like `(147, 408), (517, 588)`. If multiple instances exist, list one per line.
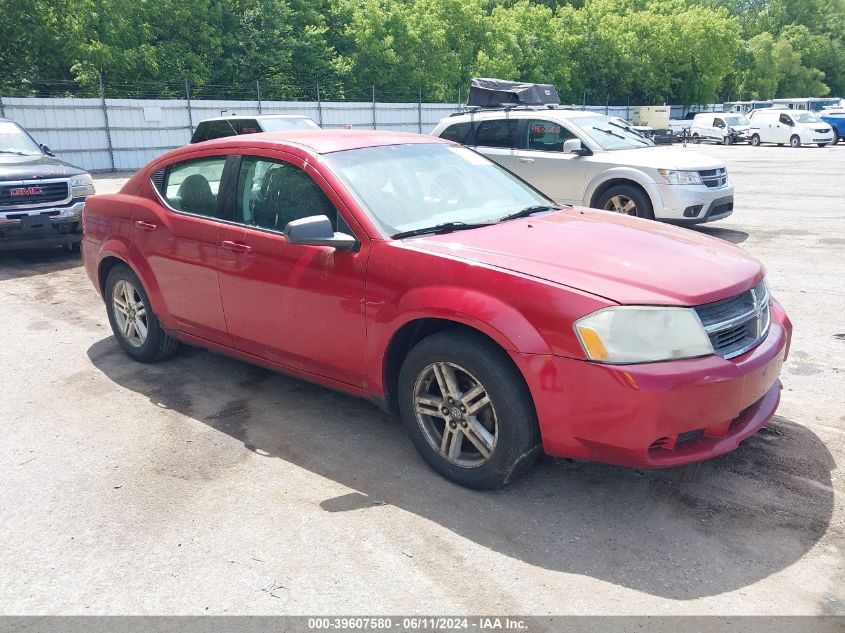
(367, 285), (553, 397)
(584, 167), (661, 210)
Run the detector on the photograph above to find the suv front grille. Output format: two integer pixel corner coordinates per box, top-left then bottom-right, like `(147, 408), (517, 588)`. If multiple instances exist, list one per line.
(0, 180), (70, 208)
(694, 281), (770, 359)
(698, 167), (728, 188)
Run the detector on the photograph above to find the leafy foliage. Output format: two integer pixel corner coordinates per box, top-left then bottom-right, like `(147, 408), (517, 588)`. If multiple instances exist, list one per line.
(0, 0), (842, 104)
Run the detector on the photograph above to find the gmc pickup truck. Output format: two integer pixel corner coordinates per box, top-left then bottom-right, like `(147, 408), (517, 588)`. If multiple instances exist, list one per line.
(0, 118), (95, 251)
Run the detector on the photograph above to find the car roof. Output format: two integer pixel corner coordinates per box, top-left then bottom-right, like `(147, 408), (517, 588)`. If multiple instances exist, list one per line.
(197, 114), (313, 123)
(447, 108), (597, 122)
(187, 129), (449, 154)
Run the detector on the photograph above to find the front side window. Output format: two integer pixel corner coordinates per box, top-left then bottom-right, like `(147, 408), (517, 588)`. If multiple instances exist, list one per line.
(162, 156), (227, 217)
(714, 118), (726, 128)
(779, 114), (794, 126)
(234, 157), (337, 232)
(323, 143), (551, 237)
(524, 119), (576, 151)
(475, 119), (519, 149)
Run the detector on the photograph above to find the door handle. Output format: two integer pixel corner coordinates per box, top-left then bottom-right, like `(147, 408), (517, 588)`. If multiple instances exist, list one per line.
(221, 240), (252, 254)
(134, 220), (157, 231)
(519, 157), (535, 164)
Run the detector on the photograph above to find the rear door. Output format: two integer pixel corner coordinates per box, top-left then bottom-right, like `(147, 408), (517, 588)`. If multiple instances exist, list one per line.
(513, 118), (586, 205)
(216, 152), (368, 386)
(471, 118), (521, 173)
(133, 153), (233, 346)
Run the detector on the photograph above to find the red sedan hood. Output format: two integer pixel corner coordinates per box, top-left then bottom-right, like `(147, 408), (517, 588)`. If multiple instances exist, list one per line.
(404, 208), (763, 306)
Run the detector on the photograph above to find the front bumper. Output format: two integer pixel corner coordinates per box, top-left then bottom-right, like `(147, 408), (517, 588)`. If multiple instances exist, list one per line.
(799, 130), (834, 144)
(650, 181), (734, 224)
(0, 201), (84, 250)
(512, 301), (792, 468)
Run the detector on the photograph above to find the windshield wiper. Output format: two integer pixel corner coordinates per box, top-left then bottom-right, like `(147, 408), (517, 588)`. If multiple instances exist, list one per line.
(391, 221), (494, 239)
(498, 204), (561, 223)
(606, 121), (650, 144)
(592, 126), (625, 139)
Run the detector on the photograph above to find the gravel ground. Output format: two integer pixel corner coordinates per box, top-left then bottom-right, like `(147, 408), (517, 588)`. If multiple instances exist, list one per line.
(0, 146), (843, 617)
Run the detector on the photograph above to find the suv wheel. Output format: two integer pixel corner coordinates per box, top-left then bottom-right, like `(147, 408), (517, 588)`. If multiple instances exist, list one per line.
(397, 330), (541, 489)
(790, 135), (801, 148)
(105, 265), (180, 363)
(596, 184), (654, 220)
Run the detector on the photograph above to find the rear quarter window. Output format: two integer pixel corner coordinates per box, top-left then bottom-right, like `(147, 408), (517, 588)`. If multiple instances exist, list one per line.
(191, 120), (236, 143)
(438, 121), (473, 144)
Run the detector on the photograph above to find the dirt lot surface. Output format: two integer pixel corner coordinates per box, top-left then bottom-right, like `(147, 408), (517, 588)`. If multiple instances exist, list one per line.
(1, 147), (843, 616)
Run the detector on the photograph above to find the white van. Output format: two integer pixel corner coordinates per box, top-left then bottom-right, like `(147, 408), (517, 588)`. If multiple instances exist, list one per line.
(748, 109), (834, 147)
(691, 113), (751, 144)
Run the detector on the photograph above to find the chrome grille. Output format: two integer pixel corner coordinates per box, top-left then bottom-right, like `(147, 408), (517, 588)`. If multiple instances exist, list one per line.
(694, 281), (770, 359)
(0, 179), (70, 209)
(698, 167), (728, 188)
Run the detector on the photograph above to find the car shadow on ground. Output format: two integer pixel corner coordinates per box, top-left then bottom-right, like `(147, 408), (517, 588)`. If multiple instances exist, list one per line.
(692, 226), (749, 244)
(87, 338), (835, 601)
(0, 248), (81, 281)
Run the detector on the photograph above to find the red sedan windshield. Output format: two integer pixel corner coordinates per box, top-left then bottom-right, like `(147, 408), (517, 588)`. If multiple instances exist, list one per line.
(323, 143), (552, 237)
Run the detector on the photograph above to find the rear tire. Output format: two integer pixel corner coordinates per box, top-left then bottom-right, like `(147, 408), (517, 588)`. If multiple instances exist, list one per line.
(790, 135), (801, 148)
(596, 184), (654, 220)
(105, 264), (180, 363)
(692, 133), (700, 144)
(397, 330), (541, 489)
(750, 134), (761, 147)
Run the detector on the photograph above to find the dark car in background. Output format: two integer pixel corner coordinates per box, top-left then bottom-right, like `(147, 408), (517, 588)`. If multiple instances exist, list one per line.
(0, 118), (95, 251)
(190, 114), (319, 143)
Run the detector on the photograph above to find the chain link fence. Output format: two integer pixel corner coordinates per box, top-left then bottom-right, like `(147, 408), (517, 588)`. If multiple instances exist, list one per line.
(0, 78), (722, 172)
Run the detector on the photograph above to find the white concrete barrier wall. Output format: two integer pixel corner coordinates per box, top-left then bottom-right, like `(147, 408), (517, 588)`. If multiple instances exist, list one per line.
(0, 97), (719, 172)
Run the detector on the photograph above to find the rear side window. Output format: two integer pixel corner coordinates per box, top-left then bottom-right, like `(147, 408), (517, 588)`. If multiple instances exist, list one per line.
(475, 119), (519, 149)
(439, 121), (472, 144)
(191, 120), (236, 143)
(161, 156), (228, 218)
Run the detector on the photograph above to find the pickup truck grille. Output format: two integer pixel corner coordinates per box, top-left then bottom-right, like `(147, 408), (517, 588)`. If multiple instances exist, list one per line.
(694, 281), (770, 359)
(698, 167), (728, 188)
(0, 180), (70, 208)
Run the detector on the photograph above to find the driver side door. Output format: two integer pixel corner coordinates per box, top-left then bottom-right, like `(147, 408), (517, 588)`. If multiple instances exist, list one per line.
(513, 118), (587, 205)
(216, 152), (369, 387)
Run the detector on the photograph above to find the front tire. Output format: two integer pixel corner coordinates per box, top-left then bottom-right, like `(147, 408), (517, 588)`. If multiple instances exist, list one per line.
(397, 331), (541, 489)
(750, 134), (761, 147)
(105, 265), (179, 363)
(692, 133), (700, 144)
(596, 184), (654, 220)
(790, 135), (801, 148)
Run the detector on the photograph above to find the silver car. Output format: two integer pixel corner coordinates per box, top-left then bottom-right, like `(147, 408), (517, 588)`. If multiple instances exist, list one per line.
(431, 109), (735, 224)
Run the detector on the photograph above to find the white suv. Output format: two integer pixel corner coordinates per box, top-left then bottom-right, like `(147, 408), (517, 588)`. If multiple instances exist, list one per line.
(431, 108), (735, 224)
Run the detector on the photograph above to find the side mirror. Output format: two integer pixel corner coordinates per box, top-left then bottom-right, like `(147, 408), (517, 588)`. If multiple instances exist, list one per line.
(283, 215), (358, 251)
(39, 143), (55, 156)
(563, 139), (591, 155)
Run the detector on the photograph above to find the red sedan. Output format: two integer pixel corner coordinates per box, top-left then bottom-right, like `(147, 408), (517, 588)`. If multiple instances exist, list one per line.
(82, 130), (792, 489)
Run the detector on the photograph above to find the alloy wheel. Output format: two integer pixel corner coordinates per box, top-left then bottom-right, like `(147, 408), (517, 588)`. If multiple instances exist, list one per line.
(603, 195), (638, 216)
(413, 361), (498, 468)
(112, 279), (148, 347)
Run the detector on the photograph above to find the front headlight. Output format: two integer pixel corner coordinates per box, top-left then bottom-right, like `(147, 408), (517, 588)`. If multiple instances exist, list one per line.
(657, 169), (703, 185)
(70, 174), (95, 198)
(574, 306), (714, 364)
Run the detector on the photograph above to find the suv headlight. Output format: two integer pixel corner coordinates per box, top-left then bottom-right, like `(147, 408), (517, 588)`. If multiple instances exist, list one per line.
(70, 174), (95, 198)
(574, 306), (714, 364)
(657, 169), (702, 185)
